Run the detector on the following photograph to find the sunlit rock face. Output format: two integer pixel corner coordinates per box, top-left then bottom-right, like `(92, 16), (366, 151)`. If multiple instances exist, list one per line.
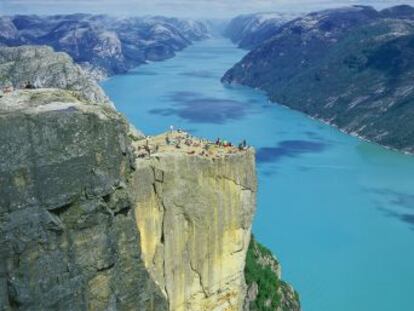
(131, 133), (257, 311)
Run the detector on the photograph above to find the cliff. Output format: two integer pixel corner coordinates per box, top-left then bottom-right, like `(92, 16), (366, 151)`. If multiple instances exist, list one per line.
(131, 132), (256, 311)
(0, 89), (256, 310)
(0, 47), (300, 310)
(222, 5), (414, 153)
(0, 89), (167, 310)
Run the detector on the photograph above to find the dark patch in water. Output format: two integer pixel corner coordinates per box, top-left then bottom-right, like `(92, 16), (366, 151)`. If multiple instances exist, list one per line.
(256, 140), (327, 163)
(304, 131), (323, 139)
(148, 108), (176, 117)
(180, 71), (215, 79)
(124, 70), (158, 76)
(261, 170), (277, 177)
(400, 214), (414, 225)
(378, 207), (414, 229)
(298, 166), (312, 172)
(369, 188), (414, 210)
(374, 189), (414, 230)
(170, 91), (200, 101)
(149, 91), (249, 124)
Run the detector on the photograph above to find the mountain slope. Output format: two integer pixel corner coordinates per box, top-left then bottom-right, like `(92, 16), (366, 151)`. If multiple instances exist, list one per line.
(223, 5), (414, 153)
(0, 14), (209, 77)
(224, 13), (297, 49)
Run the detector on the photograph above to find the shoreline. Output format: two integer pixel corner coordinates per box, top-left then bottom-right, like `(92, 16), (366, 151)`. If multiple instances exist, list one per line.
(224, 81), (414, 158)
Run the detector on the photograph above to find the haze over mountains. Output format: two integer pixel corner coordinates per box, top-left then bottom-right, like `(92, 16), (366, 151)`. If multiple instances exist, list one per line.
(224, 12), (299, 49)
(0, 14), (209, 78)
(2, 0), (414, 17)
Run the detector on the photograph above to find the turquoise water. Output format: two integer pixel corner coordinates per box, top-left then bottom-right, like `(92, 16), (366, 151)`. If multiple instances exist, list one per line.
(102, 37), (414, 311)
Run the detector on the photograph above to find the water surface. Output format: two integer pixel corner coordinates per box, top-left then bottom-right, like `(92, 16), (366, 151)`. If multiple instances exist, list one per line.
(102, 37), (414, 311)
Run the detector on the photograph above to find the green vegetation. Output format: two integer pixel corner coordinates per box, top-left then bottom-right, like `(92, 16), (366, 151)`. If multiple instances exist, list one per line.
(245, 236), (300, 310)
(245, 241), (280, 309)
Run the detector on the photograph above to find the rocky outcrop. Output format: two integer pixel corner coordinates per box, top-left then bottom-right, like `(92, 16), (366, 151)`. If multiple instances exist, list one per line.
(223, 5), (414, 153)
(0, 14), (209, 77)
(131, 133), (256, 311)
(0, 46), (111, 105)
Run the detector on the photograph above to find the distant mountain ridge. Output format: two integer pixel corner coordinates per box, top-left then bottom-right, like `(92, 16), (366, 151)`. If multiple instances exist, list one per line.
(223, 5), (414, 154)
(224, 12), (300, 49)
(0, 14), (209, 78)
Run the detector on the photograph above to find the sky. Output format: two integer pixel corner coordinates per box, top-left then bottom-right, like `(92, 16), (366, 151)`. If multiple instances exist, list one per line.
(1, 0), (414, 18)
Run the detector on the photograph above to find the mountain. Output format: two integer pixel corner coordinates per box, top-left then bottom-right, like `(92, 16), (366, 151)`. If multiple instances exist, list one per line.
(223, 5), (414, 154)
(0, 45), (300, 311)
(0, 14), (209, 78)
(224, 12), (299, 49)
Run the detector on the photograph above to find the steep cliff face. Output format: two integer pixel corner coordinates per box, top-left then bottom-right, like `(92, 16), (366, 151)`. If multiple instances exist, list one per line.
(0, 91), (258, 310)
(131, 133), (257, 311)
(0, 89), (167, 310)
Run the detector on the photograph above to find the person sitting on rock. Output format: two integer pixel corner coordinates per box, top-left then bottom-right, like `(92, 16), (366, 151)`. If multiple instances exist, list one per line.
(144, 145), (151, 156)
(24, 81), (35, 89)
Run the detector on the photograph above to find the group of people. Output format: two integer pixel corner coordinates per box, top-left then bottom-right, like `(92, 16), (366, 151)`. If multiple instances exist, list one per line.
(216, 138), (248, 151)
(1, 81), (35, 96)
(136, 126), (250, 159)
